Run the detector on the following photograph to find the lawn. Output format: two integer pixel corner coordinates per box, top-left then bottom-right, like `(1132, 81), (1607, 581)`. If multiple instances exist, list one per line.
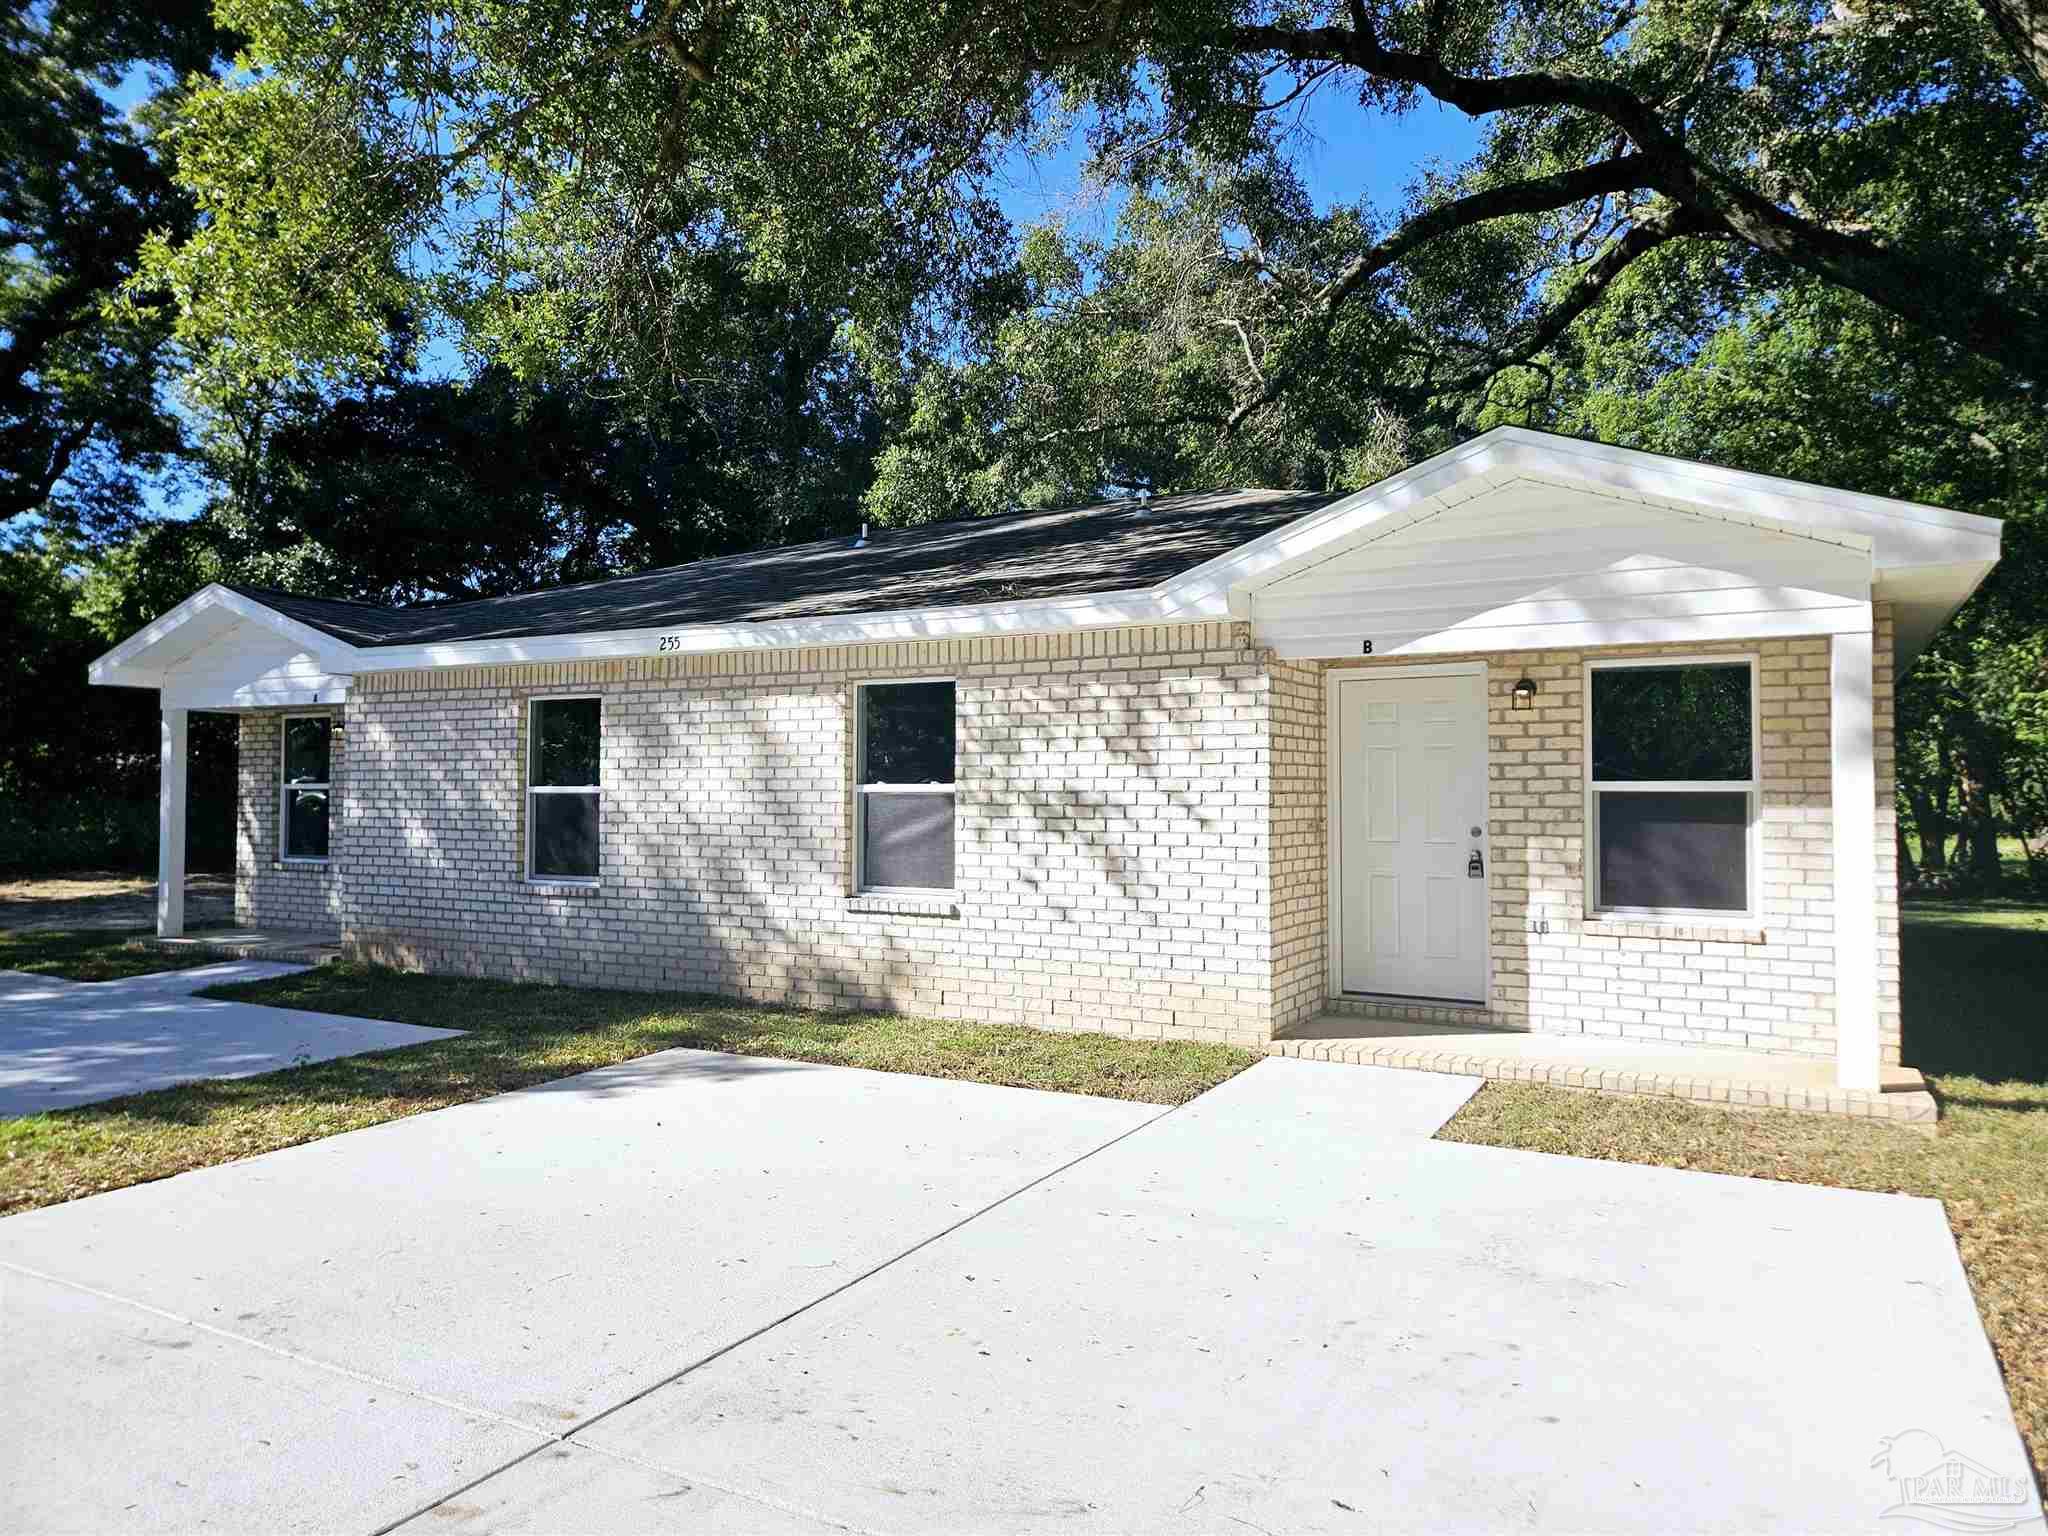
(1440, 899), (2048, 1493)
(0, 927), (226, 982)
(3, 904), (2043, 1491)
(0, 962), (1256, 1216)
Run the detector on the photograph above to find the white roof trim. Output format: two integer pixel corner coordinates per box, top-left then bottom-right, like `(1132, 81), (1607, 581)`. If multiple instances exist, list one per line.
(351, 585), (1184, 670)
(89, 584), (363, 687)
(87, 428), (2002, 691)
(1187, 426), (1997, 611)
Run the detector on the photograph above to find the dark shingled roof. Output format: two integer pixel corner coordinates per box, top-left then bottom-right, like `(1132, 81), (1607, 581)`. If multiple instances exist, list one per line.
(232, 487), (1340, 648)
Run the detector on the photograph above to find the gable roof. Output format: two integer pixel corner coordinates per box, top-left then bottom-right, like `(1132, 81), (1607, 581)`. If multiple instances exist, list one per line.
(91, 427), (2004, 696)
(227, 487), (1342, 648)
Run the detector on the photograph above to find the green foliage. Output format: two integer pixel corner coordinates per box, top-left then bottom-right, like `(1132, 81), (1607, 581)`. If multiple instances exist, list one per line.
(0, 795), (160, 876)
(1538, 269), (2048, 892)
(0, 4), (232, 533)
(133, 0), (2048, 484)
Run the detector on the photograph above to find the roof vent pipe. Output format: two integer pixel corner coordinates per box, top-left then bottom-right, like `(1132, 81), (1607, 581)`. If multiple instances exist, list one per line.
(853, 521), (868, 548)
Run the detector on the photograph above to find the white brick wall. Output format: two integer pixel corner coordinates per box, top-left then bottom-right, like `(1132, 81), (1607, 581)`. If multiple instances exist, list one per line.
(242, 624), (1282, 1048)
(1311, 616), (1902, 1061)
(235, 710), (343, 931)
(232, 615), (1902, 1063)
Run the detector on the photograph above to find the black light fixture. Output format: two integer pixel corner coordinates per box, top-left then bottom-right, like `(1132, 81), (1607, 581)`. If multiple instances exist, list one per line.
(1510, 676), (1538, 711)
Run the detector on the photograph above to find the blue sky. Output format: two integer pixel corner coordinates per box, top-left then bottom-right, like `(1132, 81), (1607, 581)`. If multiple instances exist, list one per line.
(95, 68), (1483, 521)
(993, 90), (1484, 229)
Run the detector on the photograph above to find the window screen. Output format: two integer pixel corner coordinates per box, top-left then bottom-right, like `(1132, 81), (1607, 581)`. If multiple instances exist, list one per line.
(1589, 663), (1754, 915)
(1596, 791), (1749, 912)
(859, 682), (956, 891)
(280, 716), (332, 860)
(529, 698), (600, 880)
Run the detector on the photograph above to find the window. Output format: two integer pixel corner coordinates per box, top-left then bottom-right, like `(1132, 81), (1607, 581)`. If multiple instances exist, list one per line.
(279, 715), (332, 862)
(528, 697), (601, 882)
(1587, 660), (1756, 915)
(857, 681), (956, 892)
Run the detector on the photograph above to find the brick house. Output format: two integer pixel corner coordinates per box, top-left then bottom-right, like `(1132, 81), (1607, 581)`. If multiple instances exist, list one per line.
(91, 428), (2001, 1094)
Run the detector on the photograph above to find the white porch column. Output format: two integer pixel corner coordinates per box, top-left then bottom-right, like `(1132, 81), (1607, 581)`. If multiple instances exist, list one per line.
(1831, 628), (1879, 1091)
(157, 706), (187, 938)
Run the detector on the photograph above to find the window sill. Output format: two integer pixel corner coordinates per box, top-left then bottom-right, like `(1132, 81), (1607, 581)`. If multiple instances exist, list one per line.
(846, 891), (960, 918)
(523, 879), (601, 896)
(274, 859), (330, 872)
(1583, 916), (1766, 945)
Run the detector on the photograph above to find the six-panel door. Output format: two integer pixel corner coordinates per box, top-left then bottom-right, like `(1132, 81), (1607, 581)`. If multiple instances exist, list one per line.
(1336, 671), (1488, 1002)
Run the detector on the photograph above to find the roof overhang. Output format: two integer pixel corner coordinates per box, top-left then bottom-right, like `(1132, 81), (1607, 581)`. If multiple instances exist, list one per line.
(86, 429), (2000, 699)
(89, 584), (360, 708)
(1199, 428), (2000, 664)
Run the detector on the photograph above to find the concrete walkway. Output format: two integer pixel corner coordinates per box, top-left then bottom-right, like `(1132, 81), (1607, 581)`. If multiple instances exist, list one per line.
(0, 1055), (2037, 1535)
(0, 962), (461, 1115)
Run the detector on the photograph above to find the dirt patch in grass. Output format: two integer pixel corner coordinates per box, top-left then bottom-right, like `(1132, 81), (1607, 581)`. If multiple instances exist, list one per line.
(1439, 900), (2048, 1494)
(0, 928), (229, 982)
(0, 963), (1255, 1216)
(0, 873), (234, 935)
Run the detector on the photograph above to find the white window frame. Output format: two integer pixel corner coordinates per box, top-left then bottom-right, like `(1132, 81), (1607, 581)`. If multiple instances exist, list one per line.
(277, 713), (333, 866)
(1583, 655), (1760, 921)
(527, 693), (602, 887)
(854, 678), (958, 896)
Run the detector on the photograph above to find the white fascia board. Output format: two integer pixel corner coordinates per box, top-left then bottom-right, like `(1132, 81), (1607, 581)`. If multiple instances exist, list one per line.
(348, 585), (1193, 672)
(89, 585), (361, 687)
(1190, 435), (1530, 610)
(1199, 426), (1999, 617)
(1476, 428), (2001, 565)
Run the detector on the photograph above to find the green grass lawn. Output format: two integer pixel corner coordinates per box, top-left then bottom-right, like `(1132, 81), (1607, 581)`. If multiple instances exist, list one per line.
(1440, 898), (2048, 1493)
(0, 962), (1255, 1216)
(0, 928), (226, 982)
(3, 902), (2043, 1487)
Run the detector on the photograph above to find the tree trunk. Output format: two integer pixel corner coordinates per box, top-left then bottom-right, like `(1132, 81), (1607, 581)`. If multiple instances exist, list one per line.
(1957, 733), (2008, 885)
(1978, 0), (2048, 107)
(1905, 785), (1949, 871)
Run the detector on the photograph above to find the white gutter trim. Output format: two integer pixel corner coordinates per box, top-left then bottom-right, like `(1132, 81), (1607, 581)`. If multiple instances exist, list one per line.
(349, 584), (1196, 671)
(88, 427), (2005, 687)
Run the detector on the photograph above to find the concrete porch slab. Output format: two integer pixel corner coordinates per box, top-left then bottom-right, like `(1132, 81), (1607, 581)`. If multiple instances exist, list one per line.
(1272, 1014), (1940, 1126)
(135, 928), (341, 966)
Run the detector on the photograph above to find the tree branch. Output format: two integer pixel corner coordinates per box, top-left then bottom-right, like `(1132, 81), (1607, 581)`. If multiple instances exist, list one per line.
(1222, 154), (1656, 430)
(1412, 201), (1710, 402)
(1219, 19), (2048, 385)
(1976, 0), (2048, 106)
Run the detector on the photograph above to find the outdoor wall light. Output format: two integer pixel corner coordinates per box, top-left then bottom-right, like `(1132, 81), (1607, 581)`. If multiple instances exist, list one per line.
(1510, 676), (1538, 710)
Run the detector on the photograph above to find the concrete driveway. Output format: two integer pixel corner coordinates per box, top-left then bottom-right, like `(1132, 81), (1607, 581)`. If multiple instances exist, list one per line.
(0, 962), (461, 1115)
(0, 1054), (2037, 1535)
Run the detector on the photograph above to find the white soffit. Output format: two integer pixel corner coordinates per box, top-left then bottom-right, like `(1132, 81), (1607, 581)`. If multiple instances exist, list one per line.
(88, 584), (359, 704)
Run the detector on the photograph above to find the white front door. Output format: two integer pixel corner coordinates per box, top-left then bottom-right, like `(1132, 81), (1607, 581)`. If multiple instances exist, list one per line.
(1335, 671), (1489, 1002)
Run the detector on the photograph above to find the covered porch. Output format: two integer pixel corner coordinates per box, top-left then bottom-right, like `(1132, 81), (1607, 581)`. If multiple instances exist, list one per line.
(86, 586), (356, 945)
(1228, 432), (2004, 1100)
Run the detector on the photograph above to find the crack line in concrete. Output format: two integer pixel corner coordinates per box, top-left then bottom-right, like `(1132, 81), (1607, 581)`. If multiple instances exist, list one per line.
(0, 1257), (558, 1444)
(365, 1092), (1203, 1535)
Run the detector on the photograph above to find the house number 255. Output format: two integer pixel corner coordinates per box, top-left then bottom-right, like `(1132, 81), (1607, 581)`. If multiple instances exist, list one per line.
(656, 634), (683, 653)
